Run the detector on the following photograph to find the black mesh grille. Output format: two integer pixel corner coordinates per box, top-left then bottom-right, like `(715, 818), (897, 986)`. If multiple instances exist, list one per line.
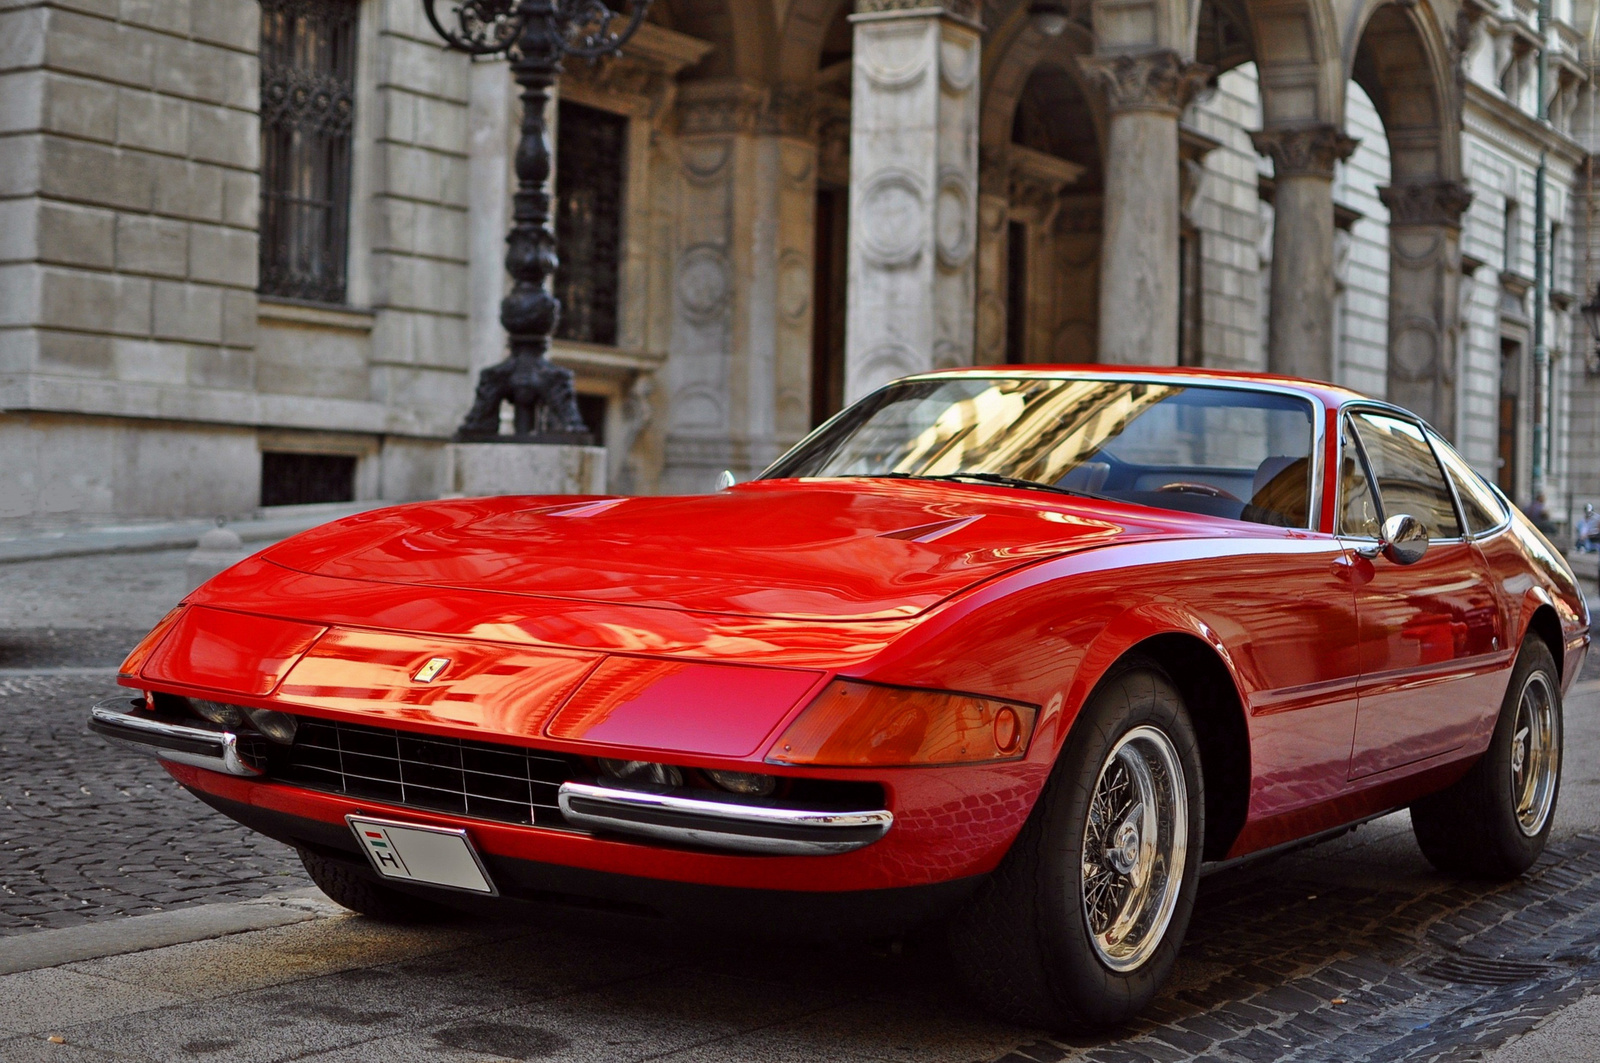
(273, 718), (583, 830)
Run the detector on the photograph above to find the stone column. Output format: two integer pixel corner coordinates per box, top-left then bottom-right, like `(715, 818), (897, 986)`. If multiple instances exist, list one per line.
(1251, 125), (1357, 382)
(1077, 50), (1209, 366)
(844, 0), (982, 402)
(1378, 180), (1473, 434)
(660, 82), (819, 492)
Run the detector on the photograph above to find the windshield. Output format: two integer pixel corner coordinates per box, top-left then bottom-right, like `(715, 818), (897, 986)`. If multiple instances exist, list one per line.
(764, 376), (1317, 528)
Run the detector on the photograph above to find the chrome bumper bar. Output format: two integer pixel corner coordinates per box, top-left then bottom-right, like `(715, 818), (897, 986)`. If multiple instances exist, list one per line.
(88, 697), (263, 777)
(557, 780), (892, 856)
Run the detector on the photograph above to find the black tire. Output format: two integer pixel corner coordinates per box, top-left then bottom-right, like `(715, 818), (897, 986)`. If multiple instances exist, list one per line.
(948, 658), (1205, 1031)
(298, 848), (448, 922)
(1411, 638), (1562, 879)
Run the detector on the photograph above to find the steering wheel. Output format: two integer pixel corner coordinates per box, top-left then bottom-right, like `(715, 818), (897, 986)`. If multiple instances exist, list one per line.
(1156, 481), (1241, 502)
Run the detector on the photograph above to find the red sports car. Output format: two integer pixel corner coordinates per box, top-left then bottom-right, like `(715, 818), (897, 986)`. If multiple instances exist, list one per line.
(92, 367), (1589, 1029)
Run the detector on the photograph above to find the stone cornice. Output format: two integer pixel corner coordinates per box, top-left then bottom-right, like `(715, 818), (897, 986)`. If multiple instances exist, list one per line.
(1379, 180), (1474, 228)
(852, 0), (982, 27)
(1251, 125), (1358, 179)
(1076, 50), (1211, 116)
(1463, 81), (1586, 165)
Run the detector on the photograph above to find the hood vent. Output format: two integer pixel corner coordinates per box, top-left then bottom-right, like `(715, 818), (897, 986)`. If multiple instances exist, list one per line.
(878, 515), (983, 543)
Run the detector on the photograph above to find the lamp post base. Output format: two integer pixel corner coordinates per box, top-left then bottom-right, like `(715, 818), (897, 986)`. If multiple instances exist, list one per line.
(447, 442), (607, 498)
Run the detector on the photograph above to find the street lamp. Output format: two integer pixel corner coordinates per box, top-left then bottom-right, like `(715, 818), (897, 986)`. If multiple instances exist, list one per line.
(1582, 285), (1600, 376)
(423, 0), (652, 441)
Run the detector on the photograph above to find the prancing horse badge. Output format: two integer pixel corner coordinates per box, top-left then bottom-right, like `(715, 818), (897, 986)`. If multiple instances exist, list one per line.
(413, 657), (450, 683)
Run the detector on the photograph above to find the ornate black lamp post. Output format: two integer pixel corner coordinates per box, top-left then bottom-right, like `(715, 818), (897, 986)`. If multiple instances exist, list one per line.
(423, 0), (650, 441)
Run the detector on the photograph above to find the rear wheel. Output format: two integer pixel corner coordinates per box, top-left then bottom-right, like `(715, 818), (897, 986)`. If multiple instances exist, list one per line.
(949, 659), (1203, 1030)
(298, 848), (448, 922)
(1410, 637), (1562, 879)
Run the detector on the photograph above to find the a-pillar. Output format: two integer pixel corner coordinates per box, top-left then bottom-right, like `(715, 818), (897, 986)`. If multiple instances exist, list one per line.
(1378, 180), (1473, 435)
(1077, 50), (1209, 366)
(661, 82), (818, 492)
(844, 0), (982, 402)
(1251, 125), (1357, 382)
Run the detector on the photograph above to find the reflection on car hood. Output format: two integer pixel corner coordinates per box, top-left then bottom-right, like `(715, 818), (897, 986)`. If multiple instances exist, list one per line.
(262, 480), (1187, 620)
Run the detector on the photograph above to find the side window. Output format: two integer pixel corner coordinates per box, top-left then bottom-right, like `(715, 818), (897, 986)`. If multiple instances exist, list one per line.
(1349, 412), (1463, 539)
(1338, 416), (1382, 538)
(1426, 428), (1507, 536)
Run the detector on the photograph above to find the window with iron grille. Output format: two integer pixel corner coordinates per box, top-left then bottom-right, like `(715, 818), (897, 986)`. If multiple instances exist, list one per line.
(258, 0), (358, 304)
(554, 101), (627, 346)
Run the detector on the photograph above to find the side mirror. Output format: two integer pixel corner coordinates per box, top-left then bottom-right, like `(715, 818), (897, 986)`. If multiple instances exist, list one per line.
(1379, 513), (1429, 565)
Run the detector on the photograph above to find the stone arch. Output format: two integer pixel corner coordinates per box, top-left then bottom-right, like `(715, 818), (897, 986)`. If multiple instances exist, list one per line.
(974, 14), (1105, 363)
(775, 0), (852, 87)
(661, 0), (779, 84)
(1347, 0), (1469, 433)
(1235, 0), (1344, 127)
(1346, 0), (1461, 183)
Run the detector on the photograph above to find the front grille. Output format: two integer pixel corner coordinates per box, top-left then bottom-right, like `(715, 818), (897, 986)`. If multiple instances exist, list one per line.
(272, 717), (584, 830)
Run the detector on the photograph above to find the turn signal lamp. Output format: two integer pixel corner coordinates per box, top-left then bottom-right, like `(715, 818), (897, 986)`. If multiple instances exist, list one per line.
(768, 680), (1037, 767)
(118, 607), (185, 679)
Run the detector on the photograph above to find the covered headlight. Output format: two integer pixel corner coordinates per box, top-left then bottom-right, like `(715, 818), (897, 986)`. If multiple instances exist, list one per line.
(767, 680), (1037, 767)
(243, 708), (298, 745)
(598, 758), (684, 788)
(704, 769), (777, 796)
(190, 699), (248, 729)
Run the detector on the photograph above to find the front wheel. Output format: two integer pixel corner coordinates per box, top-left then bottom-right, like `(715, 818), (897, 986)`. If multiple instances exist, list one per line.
(298, 848), (448, 923)
(1410, 637), (1562, 879)
(949, 659), (1204, 1030)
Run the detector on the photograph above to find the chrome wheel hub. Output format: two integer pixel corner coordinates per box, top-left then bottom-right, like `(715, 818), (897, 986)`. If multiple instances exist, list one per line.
(1510, 671), (1559, 838)
(1107, 820), (1142, 876)
(1080, 725), (1188, 973)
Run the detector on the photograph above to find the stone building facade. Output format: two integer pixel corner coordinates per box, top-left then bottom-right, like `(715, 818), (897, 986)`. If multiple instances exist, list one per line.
(1, 0), (1596, 523)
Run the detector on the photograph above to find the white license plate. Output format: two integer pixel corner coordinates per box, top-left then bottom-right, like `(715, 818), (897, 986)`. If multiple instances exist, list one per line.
(346, 815), (497, 895)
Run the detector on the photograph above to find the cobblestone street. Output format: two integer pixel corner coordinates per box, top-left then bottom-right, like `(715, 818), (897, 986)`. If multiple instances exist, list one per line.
(3, 547), (1600, 1060)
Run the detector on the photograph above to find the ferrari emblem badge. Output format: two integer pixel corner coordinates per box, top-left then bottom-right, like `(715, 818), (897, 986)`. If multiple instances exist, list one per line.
(413, 657), (450, 683)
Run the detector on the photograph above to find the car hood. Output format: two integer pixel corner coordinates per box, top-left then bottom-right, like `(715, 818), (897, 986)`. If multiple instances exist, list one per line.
(261, 480), (1178, 621)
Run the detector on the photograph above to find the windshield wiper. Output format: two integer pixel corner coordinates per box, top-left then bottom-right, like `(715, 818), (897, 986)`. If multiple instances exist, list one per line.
(865, 471), (1090, 498)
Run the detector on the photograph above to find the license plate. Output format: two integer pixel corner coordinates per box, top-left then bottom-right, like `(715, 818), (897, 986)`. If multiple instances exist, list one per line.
(346, 815), (497, 895)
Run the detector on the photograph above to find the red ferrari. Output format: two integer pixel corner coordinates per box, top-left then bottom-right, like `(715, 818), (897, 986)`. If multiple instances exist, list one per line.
(92, 367), (1589, 1028)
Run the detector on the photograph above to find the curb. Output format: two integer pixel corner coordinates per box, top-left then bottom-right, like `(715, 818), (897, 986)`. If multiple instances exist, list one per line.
(0, 888), (341, 976)
(0, 502), (387, 565)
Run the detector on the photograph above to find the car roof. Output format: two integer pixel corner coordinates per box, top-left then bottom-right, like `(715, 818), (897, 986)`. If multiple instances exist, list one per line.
(909, 363), (1368, 411)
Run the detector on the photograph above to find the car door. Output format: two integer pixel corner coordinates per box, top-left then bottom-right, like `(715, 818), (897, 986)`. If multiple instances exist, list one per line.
(1341, 409), (1503, 780)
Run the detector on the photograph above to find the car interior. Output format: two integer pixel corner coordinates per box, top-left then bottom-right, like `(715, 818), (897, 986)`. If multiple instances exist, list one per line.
(1057, 453), (1312, 528)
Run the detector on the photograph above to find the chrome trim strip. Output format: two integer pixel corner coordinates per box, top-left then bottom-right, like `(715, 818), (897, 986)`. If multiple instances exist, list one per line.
(556, 781), (893, 856)
(88, 697), (263, 777)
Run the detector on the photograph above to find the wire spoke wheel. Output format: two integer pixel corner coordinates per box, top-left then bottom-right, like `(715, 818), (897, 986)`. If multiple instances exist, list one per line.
(1510, 671), (1558, 837)
(1080, 725), (1188, 972)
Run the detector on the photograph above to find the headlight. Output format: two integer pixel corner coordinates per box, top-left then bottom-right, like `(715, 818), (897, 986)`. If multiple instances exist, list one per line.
(598, 758), (684, 787)
(189, 700), (297, 744)
(704, 769), (777, 796)
(244, 708), (298, 745)
(190, 699), (248, 729)
(767, 680), (1037, 767)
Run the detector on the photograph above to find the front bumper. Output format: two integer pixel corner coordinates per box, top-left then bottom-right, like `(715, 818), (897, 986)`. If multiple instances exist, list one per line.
(189, 787), (979, 934)
(88, 696), (893, 858)
(88, 696), (263, 777)
(557, 781), (892, 855)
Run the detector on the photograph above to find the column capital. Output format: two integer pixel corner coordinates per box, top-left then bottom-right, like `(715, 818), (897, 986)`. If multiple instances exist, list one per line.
(1250, 125), (1358, 179)
(1076, 50), (1212, 116)
(1379, 180), (1474, 228)
(676, 79), (766, 136)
